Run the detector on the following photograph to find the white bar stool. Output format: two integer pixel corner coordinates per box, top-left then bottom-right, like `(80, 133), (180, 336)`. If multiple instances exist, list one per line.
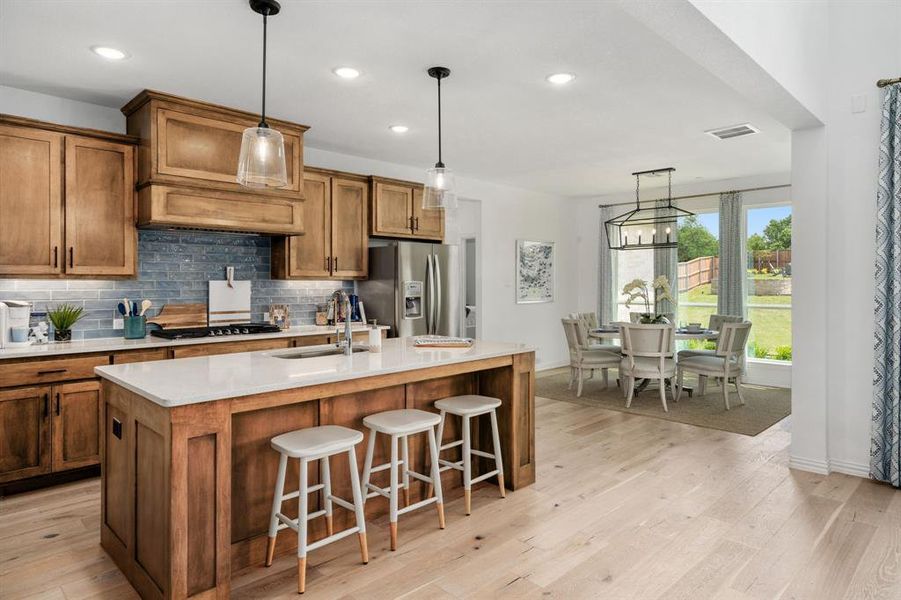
(360, 408), (445, 551)
(430, 395), (505, 515)
(266, 425), (369, 594)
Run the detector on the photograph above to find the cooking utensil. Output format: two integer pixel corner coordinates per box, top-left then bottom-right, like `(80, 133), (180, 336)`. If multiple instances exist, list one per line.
(117, 302), (127, 316)
(139, 299), (152, 316)
(123, 298), (131, 316)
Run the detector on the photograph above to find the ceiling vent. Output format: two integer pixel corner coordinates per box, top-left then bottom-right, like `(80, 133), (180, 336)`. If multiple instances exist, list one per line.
(705, 123), (759, 140)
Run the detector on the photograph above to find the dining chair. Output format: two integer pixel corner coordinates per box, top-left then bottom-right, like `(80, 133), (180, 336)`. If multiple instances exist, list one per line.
(579, 312), (599, 330)
(676, 321), (752, 410)
(618, 322), (676, 412)
(677, 314), (745, 392)
(561, 318), (620, 397)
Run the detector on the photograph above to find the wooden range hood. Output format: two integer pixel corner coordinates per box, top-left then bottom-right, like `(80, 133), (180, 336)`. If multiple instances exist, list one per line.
(121, 90), (310, 235)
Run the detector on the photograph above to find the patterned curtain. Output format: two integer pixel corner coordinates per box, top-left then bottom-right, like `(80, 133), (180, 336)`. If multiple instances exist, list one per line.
(871, 83), (901, 488)
(598, 206), (617, 324)
(717, 191), (746, 317)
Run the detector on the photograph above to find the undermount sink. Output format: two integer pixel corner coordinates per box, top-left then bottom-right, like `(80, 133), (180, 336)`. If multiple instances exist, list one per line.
(270, 346), (369, 359)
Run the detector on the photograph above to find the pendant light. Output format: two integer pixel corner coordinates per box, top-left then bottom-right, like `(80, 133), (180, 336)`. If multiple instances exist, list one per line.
(605, 168), (695, 250)
(237, 0), (287, 188)
(423, 66), (457, 210)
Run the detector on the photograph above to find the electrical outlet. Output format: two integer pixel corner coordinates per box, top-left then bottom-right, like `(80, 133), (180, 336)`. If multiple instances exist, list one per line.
(113, 317), (124, 329)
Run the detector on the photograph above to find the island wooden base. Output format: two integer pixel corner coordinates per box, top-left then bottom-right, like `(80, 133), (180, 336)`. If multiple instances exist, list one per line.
(100, 352), (535, 599)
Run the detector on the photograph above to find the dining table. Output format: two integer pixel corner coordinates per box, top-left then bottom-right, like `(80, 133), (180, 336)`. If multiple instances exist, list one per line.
(588, 326), (720, 397)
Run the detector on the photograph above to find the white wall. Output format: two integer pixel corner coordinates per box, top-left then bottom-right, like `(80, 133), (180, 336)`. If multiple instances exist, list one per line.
(689, 0), (828, 123)
(787, 0), (901, 477)
(0, 86), (578, 368)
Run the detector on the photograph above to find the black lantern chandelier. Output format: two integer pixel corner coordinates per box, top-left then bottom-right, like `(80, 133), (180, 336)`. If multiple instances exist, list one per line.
(605, 168), (694, 250)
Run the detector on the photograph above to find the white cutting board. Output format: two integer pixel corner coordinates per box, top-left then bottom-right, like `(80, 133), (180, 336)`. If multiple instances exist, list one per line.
(208, 280), (251, 325)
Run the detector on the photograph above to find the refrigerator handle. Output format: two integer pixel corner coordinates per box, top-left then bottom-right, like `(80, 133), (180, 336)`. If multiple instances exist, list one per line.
(426, 253), (435, 334)
(434, 253), (442, 336)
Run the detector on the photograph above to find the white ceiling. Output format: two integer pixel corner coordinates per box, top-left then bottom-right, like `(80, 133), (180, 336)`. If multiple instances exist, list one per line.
(0, 0), (791, 197)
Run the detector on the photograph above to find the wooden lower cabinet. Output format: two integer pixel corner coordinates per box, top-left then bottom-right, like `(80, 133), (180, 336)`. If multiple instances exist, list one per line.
(0, 381), (102, 484)
(0, 386), (51, 483)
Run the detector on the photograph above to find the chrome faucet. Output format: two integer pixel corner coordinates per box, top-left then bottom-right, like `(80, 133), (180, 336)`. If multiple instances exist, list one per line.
(331, 289), (353, 355)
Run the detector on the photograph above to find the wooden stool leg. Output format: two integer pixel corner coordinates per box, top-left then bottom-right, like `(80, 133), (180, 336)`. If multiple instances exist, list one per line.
(462, 414), (472, 515)
(346, 447), (369, 564)
(489, 409), (506, 498)
(401, 434), (410, 507)
(321, 455), (333, 536)
(360, 429), (376, 507)
(266, 452), (288, 567)
(426, 410), (447, 500)
(427, 426), (446, 529)
(297, 458), (309, 594)
(388, 434), (399, 550)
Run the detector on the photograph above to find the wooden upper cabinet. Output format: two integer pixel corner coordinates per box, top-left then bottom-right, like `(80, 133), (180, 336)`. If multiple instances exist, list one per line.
(64, 136), (136, 276)
(331, 177), (369, 278)
(272, 170), (368, 280)
(412, 188), (444, 240)
(51, 381), (101, 472)
(370, 178), (444, 241)
(0, 125), (62, 276)
(283, 172), (331, 278)
(0, 386), (51, 483)
(371, 181), (414, 236)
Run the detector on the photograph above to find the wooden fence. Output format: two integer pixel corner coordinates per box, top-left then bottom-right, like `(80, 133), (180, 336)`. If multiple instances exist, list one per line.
(749, 249), (792, 272)
(678, 256), (718, 291)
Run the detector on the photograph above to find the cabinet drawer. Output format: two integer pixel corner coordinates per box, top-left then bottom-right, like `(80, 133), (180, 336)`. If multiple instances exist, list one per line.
(111, 348), (170, 364)
(0, 354), (108, 387)
(172, 338), (292, 359)
(294, 334), (334, 347)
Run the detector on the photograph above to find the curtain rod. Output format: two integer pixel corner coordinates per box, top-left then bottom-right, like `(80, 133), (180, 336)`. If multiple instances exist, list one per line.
(877, 77), (901, 88)
(597, 183), (790, 209)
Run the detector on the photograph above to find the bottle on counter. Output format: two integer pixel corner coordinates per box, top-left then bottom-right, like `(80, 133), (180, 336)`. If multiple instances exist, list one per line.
(368, 322), (382, 353)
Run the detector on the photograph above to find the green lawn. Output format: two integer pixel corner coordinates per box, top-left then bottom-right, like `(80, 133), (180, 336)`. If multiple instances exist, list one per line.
(677, 282), (791, 360)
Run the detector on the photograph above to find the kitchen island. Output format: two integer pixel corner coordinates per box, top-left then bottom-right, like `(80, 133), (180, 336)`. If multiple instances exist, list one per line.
(94, 338), (535, 600)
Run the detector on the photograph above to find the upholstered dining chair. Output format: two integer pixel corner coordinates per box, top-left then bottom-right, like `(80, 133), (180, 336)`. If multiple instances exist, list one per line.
(561, 318), (620, 397)
(618, 322), (676, 412)
(677, 314), (745, 392)
(676, 321), (752, 410)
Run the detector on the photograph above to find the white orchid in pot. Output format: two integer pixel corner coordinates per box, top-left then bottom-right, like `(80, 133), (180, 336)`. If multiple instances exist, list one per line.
(622, 276), (674, 323)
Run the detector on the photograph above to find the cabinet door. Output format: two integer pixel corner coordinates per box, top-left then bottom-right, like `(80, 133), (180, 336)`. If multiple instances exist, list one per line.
(51, 381), (101, 472)
(331, 177), (369, 278)
(0, 125), (62, 275)
(0, 386), (51, 483)
(411, 187), (444, 240)
(287, 173), (331, 278)
(371, 182), (413, 236)
(64, 136), (136, 276)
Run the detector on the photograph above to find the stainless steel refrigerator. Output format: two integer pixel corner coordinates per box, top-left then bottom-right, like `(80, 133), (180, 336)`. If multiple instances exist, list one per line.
(358, 242), (462, 338)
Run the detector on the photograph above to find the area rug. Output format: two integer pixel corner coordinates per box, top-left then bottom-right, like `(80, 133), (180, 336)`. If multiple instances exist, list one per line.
(536, 368), (790, 436)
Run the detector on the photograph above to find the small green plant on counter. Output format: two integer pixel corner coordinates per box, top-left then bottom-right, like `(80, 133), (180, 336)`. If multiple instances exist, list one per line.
(773, 345), (793, 361)
(47, 303), (85, 340)
(750, 342), (770, 359)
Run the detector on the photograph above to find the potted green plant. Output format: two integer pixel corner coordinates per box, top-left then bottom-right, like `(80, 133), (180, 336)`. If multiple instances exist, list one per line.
(622, 276), (674, 323)
(47, 303), (85, 342)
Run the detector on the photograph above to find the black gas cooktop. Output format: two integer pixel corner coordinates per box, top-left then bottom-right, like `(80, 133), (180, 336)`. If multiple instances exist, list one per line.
(150, 322), (282, 340)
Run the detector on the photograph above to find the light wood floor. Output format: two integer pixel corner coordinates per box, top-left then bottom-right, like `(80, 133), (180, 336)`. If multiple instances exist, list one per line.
(2, 395), (899, 600)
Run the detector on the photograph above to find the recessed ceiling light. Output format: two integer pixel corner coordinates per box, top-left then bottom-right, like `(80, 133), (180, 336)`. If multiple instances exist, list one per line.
(546, 72), (575, 85)
(388, 125), (409, 134)
(333, 67), (361, 79)
(90, 46), (128, 60)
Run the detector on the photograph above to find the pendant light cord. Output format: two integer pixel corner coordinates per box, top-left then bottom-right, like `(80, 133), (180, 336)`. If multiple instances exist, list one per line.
(259, 10), (269, 128)
(436, 76), (444, 168)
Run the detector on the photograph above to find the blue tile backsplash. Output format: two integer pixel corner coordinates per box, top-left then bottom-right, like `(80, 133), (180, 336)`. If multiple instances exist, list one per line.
(0, 230), (353, 340)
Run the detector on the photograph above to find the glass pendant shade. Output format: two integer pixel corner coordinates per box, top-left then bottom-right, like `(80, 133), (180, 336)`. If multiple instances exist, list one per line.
(423, 165), (457, 209)
(236, 125), (287, 188)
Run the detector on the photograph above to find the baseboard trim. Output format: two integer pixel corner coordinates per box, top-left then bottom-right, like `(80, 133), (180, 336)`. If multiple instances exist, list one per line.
(536, 360), (569, 372)
(789, 455), (830, 475)
(828, 459), (870, 479)
(789, 455), (871, 479)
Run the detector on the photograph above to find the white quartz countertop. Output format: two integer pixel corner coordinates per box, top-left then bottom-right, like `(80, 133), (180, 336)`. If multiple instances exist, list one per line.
(0, 325), (389, 360)
(94, 338), (534, 407)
